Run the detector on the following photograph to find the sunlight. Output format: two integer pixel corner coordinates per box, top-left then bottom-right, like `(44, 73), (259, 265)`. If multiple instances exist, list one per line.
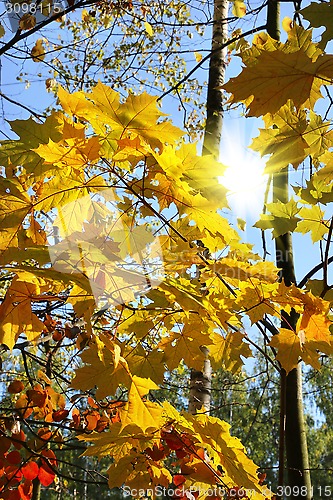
(218, 124), (268, 220)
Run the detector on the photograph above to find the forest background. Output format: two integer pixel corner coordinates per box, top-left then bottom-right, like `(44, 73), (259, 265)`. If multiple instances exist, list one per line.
(0, 0), (333, 499)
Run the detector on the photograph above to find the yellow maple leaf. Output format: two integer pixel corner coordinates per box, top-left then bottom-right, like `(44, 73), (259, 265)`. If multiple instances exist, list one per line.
(253, 107), (333, 174)
(159, 323), (210, 371)
(34, 136), (100, 169)
(79, 426), (130, 461)
(57, 86), (94, 118)
(190, 413), (264, 493)
(67, 284), (95, 319)
(224, 48), (333, 116)
(35, 175), (106, 215)
(108, 453), (142, 488)
(295, 205), (328, 242)
(269, 329), (304, 373)
(120, 376), (162, 432)
(70, 344), (131, 399)
(304, 111), (333, 162)
(236, 281), (279, 324)
(269, 290), (333, 372)
(0, 272), (51, 349)
(300, 0), (333, 50)
(112, 136), (153, 168)
(208, 257), (279, 285)
(251, 102), (309, 173)
(0, 178), (32, 251)
(57, 83), (183, 155)
(296, 290), (332, 342)
(254, 199), (301, 237)
(26, 215), (47, 245)
(209, 331), (252, 373)
(0, 113), (63, 179)
(270, 325), (333, 373)
(127, 345), (165, 385)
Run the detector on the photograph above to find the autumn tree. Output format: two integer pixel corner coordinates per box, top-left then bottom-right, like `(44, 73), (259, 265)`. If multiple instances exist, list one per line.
(1, 2), (333, 500)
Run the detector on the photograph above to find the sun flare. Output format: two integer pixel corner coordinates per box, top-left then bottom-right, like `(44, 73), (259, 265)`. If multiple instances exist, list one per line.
(218, 134), (268, 219)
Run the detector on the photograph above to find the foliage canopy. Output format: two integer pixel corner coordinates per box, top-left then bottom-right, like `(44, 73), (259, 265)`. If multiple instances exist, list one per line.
(1, 2), (333, 500)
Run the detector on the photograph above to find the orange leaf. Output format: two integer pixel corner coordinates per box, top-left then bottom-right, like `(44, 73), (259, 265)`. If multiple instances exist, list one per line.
(52, 409), (69, 422)
(38, 464), (55, 487)
(173, 474), (186, 486)
(4, 464), (22, 482)
(85, 412), (99, 431)
(8, 380), (24, 394)
(26, 389), (47, 409)
(41, 449), (57, 467)
(18, 480), (33, 500)
(37, 428), (52, 441)
(21, 462), (39, 481)
(87, 396), (99, 408)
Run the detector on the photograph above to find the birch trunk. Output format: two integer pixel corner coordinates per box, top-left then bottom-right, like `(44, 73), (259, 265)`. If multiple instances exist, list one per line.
(267, 2), (312, 497)
(189, 0), (229, 415)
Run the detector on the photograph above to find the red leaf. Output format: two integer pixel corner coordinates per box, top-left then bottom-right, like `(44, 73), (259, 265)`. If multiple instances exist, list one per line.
(173, 474), (186, 487)
(164, 436), (183, 451)
(4, 465), (22, 483)
(0, 437), (11, 456)
(21, 462), (39, 481)
(41, 449), (57, 466)
(6, 450), (21, 465)
(175, 449), (188, 459)
(145, 444), (166, 461)
(2, 489), (21, 500)
(18, 480), (33, 500)
(38, 464), (55, 487)
(52, 409), (69, 422)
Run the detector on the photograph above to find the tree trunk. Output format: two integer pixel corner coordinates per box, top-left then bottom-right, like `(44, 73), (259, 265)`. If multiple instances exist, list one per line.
(202, 0), (229, 160)
(32, 479), (41, 500)
(188, 349), (212, 414)
(267, 2), (312, 498)
(189, 0), (228, 414)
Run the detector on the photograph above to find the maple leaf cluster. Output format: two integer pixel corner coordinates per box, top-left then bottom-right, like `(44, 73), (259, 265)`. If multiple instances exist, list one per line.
(0, 17), (333, 497)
